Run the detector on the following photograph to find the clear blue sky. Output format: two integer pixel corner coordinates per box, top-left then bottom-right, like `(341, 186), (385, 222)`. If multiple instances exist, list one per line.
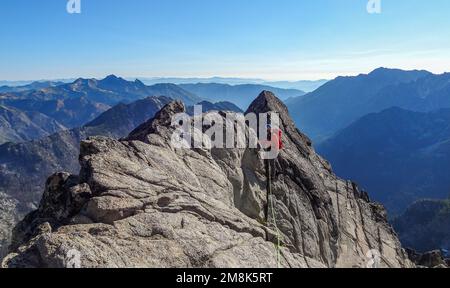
(1, 0), (450, 81)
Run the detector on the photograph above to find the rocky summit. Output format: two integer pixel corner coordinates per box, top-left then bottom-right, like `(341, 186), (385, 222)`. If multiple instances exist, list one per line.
(2, 92), (413, 268)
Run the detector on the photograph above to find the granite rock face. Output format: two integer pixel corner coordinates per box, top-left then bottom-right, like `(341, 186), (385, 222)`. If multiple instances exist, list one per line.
(2, 92), (413, 268)
(0, 192), (21, 260)
(0, 96), (172, 258)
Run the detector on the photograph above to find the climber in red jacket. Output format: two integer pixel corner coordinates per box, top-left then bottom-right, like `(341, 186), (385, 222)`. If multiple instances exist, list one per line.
(273, 126), (283, 151)
(260, 124), (283, 154)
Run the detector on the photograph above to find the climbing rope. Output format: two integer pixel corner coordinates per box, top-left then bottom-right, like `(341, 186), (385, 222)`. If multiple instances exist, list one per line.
(267, 160), (282, 268)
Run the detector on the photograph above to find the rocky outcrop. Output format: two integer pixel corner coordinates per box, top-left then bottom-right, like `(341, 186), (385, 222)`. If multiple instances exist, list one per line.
(2, 92), (413, 268)
(406, 249), (448, 268)
(0, 96), (250, 257)
(393, 199), (450, 254)
(0, 192), (21, 260)
(0, 97), (172, 259)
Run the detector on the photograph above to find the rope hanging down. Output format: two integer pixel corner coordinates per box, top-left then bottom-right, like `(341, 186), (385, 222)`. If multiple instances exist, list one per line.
(266, 160), (282, 268)
(261, 125), (284, 268)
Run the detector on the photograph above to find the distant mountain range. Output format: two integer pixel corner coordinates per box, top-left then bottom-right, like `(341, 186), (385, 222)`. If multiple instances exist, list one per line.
(0, 105), (66, 144)
(140, 77), (327, 92)
(186, 101), (242, 115)
(1, 97), (110, 131)
(0, 81), (66, 93)
(179, 83), (305, 109)
(0, 75), (297, 145)
(318, 107), (450, 214)
(286, 68), (450, 143)
(261, 80), (328, 92)
(0, 75), (208, 144)
(1, 77), (327, 93)
(1, 75), (202, 106)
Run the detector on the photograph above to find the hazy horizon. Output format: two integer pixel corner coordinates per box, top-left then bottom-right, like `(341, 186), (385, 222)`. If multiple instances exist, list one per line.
(0, 75), (329, 84)
(1, 66), (446, 86)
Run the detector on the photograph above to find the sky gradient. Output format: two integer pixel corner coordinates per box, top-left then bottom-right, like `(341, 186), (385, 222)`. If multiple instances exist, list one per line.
(1, 0), (450, 81)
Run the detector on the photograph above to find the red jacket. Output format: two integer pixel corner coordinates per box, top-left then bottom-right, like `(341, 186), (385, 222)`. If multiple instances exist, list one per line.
(274, 129), (283, 150)
(279, 129), (284, 149)
(261, 128), (283, 150)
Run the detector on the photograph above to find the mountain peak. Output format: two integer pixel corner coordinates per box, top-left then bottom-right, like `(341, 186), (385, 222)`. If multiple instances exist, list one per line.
(134, 79), (145, 86)
(146, 100), (185, 122)
(246, 90), (287, 114)
(99, 75), (129, 85)
(370, 67), (391, 73)
(151, 83), (179, 88)
(71, 78), (92, 88)
(247, 90), (313, 151)
(73, 77), (87, 83)
(103, 74), (120, 80)
(126, 101), (185, 142)
(368, 67), (432, 78)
